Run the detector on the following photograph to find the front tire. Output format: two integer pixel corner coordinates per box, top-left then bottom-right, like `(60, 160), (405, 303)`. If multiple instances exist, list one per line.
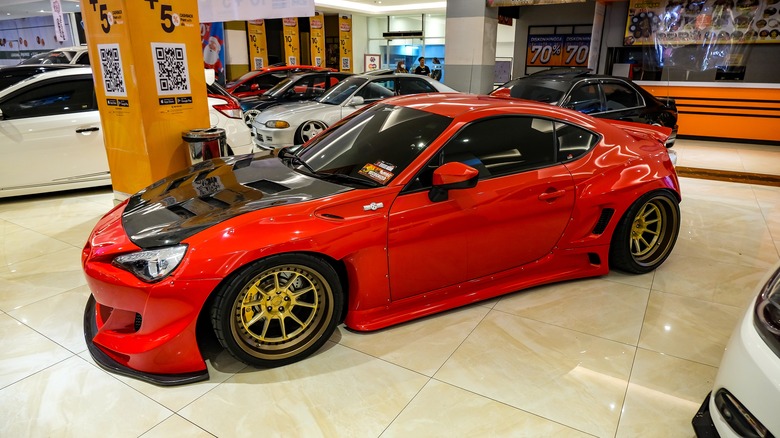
(609, 191), (680, 274)
(243, 109), (261, 127)
(295, 120), (327, 144)
(211, 254), (343, 367)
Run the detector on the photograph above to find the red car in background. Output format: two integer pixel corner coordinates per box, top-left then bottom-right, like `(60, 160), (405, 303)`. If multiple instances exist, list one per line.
(226, 64), (333, 98)
(82, 94), (680, 385)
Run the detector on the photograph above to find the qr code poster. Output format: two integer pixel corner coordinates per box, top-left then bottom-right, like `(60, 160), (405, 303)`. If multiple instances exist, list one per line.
(254, 57), (264, 69)
(151, 43), (191, 96)
(314, 56), (322, 67)
(98, 43), (127, 97)
(341, 57), (351, 71)
(288, 56), (297, 65)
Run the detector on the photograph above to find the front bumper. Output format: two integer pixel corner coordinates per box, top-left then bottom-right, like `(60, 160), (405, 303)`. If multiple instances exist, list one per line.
(693, 281), (780, 437)
(81, 202), (221, 385)
(251, 125), (295, 150)
(84, 296), (208, 386)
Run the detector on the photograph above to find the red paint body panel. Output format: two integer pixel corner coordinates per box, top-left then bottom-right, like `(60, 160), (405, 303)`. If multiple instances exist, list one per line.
(83, 94), (681, 379)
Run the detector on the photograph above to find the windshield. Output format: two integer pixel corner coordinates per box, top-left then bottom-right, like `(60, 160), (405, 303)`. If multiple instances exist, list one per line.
(264, 77), (294, 97)
(509, 79), (569, 104)
(21, 51), (73, 65)
(316, 77), (368, 105)
(294, 104), (452, 187)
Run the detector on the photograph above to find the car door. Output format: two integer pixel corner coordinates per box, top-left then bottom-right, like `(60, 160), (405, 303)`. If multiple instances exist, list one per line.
(0, 75), (107, 191)
(598, 80), (644, 122)
(387, 116), (575, 301)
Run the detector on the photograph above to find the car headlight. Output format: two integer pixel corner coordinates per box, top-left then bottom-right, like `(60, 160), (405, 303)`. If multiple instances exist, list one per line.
(265, 120), (290, 129)
(113, 245), (188, 282)
(754, 265), (780, 357)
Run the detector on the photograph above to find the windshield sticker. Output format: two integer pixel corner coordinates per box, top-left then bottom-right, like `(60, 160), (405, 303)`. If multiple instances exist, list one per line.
(375, 161), (396, 172)
(358, 163), (394, 184)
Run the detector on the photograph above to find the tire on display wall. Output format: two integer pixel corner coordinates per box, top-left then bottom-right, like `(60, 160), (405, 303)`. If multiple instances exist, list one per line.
(211, 253), (343, 367)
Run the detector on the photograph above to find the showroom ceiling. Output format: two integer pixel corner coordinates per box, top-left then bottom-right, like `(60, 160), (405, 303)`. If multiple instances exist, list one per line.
(0, 0), (446, 21)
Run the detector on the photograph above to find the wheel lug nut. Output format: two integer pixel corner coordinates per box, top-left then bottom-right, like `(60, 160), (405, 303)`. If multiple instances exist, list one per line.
(278, 306), (285, 312)
(266, 306), (273, 312)
(284, 296), (290, 301)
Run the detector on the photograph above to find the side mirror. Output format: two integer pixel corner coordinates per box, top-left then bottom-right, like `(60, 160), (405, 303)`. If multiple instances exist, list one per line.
(348, 96), (365, 107)
(429, 162), (479, 202)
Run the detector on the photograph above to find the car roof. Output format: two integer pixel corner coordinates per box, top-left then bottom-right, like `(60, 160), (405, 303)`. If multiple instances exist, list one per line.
(0, 66), (93, 96)
(381, 93), (600, 126)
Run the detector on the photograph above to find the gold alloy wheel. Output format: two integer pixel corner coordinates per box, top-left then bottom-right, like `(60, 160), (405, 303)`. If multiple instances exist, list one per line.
(229, 264), (333, 360)
(630, 200), (664, 258)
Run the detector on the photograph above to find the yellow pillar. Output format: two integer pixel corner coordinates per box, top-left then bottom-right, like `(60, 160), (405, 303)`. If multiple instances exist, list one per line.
(80, 0), (210, 200)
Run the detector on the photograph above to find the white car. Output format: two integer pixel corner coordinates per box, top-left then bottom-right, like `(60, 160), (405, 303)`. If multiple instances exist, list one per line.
(251, 73), (457, 151)
(693, 263), (780, 437)
(0, 67), (252, 198)
(21, 46), (91, 65)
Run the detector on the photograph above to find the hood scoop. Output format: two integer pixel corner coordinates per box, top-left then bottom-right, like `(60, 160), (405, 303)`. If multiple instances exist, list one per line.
(243, 179), (289, 194)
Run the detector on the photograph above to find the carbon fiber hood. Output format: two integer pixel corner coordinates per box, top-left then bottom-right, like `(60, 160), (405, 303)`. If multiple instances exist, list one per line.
(122, 154), (351, 249)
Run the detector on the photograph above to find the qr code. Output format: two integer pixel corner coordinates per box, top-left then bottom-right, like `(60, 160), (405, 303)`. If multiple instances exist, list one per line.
(254, 57), (264, 69)
(314, 56), (322, 67)
(288, 56), (297, 65)
(151, 43), (190, 96)
(341, 57), (350, 70)
(98, 43), (126, 97)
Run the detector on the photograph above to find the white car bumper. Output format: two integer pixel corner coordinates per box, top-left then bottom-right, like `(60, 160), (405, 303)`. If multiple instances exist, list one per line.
(693, 266), (780, 437)
(252, 125), (296, 151)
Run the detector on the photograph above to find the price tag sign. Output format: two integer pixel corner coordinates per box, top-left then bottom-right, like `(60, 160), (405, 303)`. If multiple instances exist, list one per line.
(562, 35), (591, 67)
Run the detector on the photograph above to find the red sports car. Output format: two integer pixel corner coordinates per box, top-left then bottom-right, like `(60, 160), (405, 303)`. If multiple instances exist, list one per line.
(82, 94), (681, 385)
(226, 65), (332, 98)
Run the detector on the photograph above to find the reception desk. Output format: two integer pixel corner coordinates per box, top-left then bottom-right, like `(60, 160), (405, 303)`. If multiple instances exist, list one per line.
(635, 81), (780, 144)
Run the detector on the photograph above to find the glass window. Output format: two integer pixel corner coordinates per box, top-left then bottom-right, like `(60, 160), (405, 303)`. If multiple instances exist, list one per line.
(555, 122), (599, 161)
(0, 79), (95, 119)
(295, 104), (452, 187)
(567, 82), (603, 114)
(398, 78), (436, 95)
(509, 79), (568, 104)
(75, 52), (90, 65)
(235, 72), (287, 93)
(356, 79), (396, 101)
(601, 82), (641, 111)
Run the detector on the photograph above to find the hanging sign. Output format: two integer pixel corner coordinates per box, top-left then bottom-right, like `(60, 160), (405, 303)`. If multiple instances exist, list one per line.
(198, 0), (314, 23)
(201, 22), (226, 84)
(283, 17), (300, 65)
(247, 19), (268, 70)
(310, 12), (325, 67)
(526, 34), (590, 67)
(50, 0), (66, 42)
(339, 14), (353, 72)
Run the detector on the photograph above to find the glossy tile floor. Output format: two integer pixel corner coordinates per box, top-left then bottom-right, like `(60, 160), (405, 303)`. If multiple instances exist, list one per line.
(1, 139), (779, 437)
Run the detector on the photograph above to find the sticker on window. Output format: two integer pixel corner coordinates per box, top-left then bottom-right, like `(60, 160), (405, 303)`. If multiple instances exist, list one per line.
(375, 160), (396, 172)
(358, 163), (394, 184)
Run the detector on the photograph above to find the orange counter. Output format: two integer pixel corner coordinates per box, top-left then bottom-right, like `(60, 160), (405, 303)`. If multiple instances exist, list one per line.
(635, 81), (780, 144)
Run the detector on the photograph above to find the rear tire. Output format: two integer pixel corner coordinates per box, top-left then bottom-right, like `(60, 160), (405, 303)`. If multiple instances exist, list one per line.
(211, 254), (343, 367)
(609, 191), (680, 274)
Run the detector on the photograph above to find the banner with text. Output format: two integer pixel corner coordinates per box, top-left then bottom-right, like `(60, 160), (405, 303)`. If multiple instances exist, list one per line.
(310, 12), (325, 67)
(198, 0), (314, 23)
(247, 20), (268, 70)
(283, 17), (300, 65)
(339, 14), (353, 72)
(526, 34), (591, 67)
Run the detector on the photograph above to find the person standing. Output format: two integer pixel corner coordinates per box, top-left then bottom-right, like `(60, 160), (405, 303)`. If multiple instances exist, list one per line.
(394, 60), (407, 73)
(414, 57), (431, 76)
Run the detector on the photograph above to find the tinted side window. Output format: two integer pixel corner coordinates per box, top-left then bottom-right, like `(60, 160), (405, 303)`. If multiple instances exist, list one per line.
(356, 79), (395, 102)
(75, 52), (90, 65)
(567, 82), (602, 114)
(399, 78), (436, 95)
(555, 122), (598, 161)
(601, 82), (640, 111)
(0, 79), (95, 119)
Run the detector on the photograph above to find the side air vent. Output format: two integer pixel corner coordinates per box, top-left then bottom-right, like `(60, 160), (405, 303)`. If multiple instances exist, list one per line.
(167, 175), (189, 192)
(588, 253), (601, 265)
(194, 170), (213, 182)
(244, 179), (289, 194)
(319, 213), (344, 220)
(200, 196), (231, 209)
(167, 204), (196, 219)
(592, 208), (614, 235)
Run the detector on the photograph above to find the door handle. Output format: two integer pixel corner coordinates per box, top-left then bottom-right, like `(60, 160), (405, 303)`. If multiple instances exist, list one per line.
(76, 127), (100, 133)
(538, 189), (566, 201)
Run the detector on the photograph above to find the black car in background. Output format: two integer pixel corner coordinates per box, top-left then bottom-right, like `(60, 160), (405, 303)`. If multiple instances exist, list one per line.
(241, 71), (353, 126)
(491, 69), (678, 143)
(0, 64), (82, 91)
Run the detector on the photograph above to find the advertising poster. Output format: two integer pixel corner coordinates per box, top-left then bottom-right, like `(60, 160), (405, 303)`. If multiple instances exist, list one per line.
(625, 0), (780, 46)
(0, 16), (77, 65)
(201, 22), (226, 84)
(283, 17), (300, 65)
(310, 12), (325, 67)
(364, 54), (380, 71)
(247, 19), (268, 70)
(198, 0), (314, 23)
(526, 34), (591, 68)
(339, 14), (353, 72)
